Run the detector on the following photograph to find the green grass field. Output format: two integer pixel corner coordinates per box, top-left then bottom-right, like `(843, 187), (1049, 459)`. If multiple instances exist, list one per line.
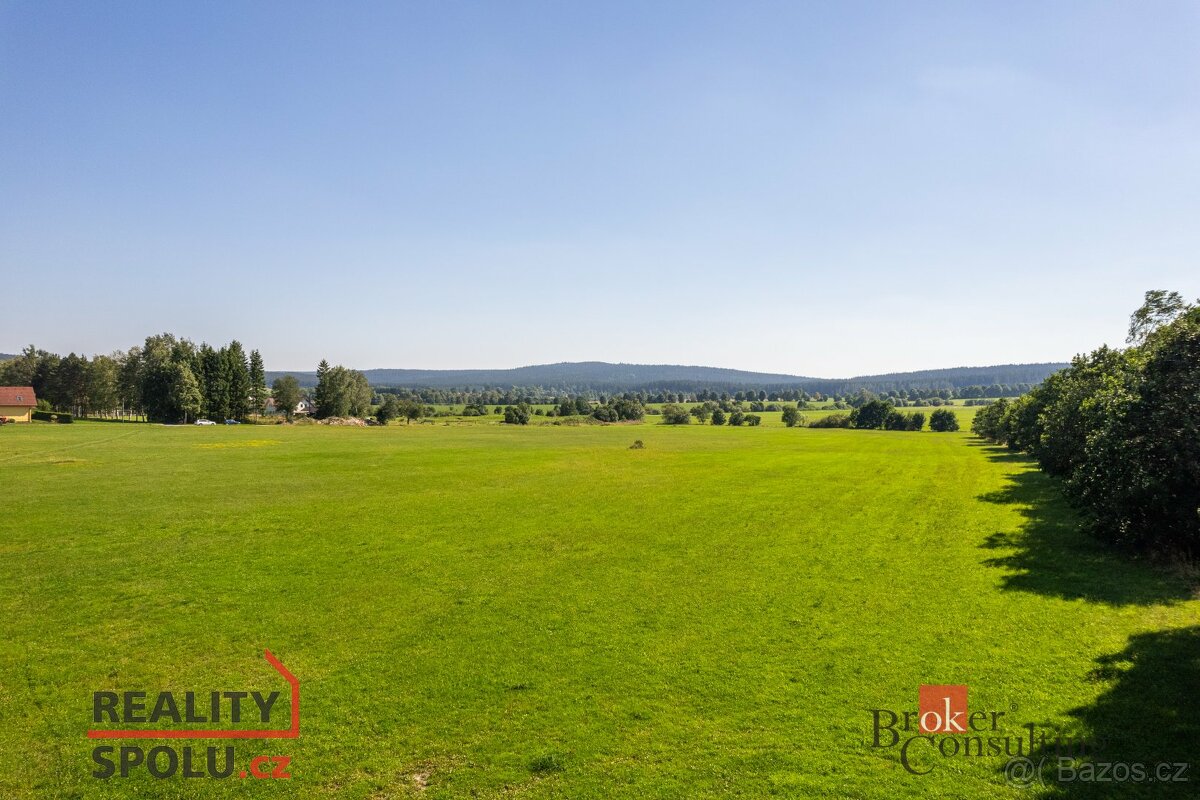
(2, 421), (1196, 798)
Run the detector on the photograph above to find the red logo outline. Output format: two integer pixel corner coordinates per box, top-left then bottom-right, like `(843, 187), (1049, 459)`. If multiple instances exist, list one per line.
(87, 649), (299, 740)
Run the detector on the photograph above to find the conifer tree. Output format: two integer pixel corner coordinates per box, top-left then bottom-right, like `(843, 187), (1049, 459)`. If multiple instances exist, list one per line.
(248, 349), (267, 417)
(224, 341), (251, 421)
(314, 359), (332, 418)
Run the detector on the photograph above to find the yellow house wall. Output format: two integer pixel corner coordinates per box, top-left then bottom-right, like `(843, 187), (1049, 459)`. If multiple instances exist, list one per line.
(0, 406), (33, 422)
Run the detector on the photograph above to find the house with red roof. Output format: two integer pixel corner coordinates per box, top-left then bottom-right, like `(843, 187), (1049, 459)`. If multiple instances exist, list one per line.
(0, 386), (37, 423)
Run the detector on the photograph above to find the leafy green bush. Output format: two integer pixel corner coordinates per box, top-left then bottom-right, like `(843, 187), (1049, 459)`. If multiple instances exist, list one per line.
(589, 398), (647, 422)
(660, 404), (691, 424)
(849, 399), (892, 429)
(592, 406), (618, 422)
(503, 404), (531, 425)
(970, 399), (1008, 442)
(613, 398), (645, 421)
(809, 413), (851, 428)
(929, 409), (959, 432)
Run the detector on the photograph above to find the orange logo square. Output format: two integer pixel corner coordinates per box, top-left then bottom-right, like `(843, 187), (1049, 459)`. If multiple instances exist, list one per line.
(918, 684), (968, 734)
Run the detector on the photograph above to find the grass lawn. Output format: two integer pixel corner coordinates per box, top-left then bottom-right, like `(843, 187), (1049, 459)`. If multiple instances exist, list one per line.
(1, 421), (1196, 798)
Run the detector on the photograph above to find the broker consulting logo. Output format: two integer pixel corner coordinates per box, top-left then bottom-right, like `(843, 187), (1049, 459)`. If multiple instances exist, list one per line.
(88, 648), (299, 781)
(868, 683), (1190, 788)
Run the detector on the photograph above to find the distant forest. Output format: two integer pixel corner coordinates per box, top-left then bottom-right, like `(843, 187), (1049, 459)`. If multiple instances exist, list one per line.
(2, 350), (1070, 402)
(264, 361), (1067, 397)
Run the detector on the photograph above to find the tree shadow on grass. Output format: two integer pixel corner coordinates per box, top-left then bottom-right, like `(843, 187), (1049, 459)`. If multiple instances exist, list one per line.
(1024, 626), (1200, 798)
(971, 443), (1193, 607)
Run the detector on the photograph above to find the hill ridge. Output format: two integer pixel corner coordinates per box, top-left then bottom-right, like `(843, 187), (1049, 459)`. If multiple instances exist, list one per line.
(265, 360), (1067, 392)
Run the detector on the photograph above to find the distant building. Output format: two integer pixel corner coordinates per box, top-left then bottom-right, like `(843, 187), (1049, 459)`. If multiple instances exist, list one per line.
(264, 396), (315, 416)
(0, 386), (37, 423)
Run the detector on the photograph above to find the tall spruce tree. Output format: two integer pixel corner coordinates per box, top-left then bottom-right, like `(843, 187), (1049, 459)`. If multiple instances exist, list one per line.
(198, 344), (226, 421)
(224, 341), (251, 421)
(248, 349), (267, 418)
(314, 359), (332, 418)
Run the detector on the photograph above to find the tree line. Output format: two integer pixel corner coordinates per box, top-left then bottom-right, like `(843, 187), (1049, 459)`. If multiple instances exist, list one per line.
(971, 291), (1199, 554)
(329, 383), (1031, 409)
(0, 335), (267, 423)
(659, 402), (763, 426)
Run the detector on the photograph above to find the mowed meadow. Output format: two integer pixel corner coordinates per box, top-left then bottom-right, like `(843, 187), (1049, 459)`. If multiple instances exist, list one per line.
(1, 421), (1197, 799)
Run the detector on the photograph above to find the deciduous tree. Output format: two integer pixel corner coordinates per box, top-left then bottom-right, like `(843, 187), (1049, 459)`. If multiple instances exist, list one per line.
(271, 376), (301, 422)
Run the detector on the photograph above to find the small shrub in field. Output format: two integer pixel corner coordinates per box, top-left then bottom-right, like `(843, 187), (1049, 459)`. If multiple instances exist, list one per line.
(929, 409), (959, 432)
(529, 753), (566, 774)
(710, 409), (727, 425)
(744, 414), (762, 426)
(728, 410), (746, 426)
(906, 412), (925, 431)
(629, 440), (644, 449)
(781, 407), (805, 427)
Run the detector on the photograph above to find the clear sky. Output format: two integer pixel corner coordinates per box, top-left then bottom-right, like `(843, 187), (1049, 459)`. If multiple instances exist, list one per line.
(2, 2), (1198, 376)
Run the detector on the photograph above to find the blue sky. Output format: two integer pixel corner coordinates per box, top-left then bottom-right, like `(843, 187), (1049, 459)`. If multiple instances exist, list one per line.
(2, 2), (1198, 375)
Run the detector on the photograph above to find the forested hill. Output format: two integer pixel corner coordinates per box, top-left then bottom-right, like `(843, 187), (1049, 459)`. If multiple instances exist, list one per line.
(266, 361), (1067, 394)
(810, 363), (1069, 395)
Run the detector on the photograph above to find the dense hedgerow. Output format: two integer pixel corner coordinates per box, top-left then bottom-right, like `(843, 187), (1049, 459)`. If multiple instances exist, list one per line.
(809, 413), (852, 428)
(31, 410), (73, 423)
(972, 291), (1200, 554)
